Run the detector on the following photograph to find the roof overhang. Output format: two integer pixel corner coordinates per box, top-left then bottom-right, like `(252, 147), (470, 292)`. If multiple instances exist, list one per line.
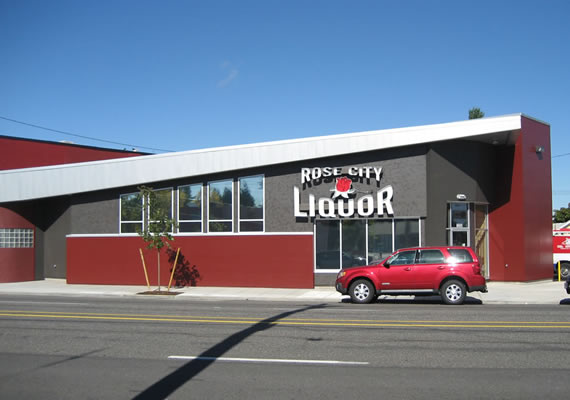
(0, 114), (526, 202)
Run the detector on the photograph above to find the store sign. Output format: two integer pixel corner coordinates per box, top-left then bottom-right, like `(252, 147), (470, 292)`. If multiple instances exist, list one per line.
(294, 166), (394, 218)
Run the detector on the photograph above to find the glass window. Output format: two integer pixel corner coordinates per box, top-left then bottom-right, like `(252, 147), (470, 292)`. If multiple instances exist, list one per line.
(368, 220), (393, 263)
(120, 192), (143, 233)
(209, 179), (233, 232)
(315, 218), (421, 271)
(450, 203), (469, 228)
(394, 219), (419, 250)
(342, 220), (366, 267)
(0, 228), (34, 248)
(120, 188), (173, 234)
(179, 184), (202, 233)
(315, 220), (340, 270)
(239, 175), (264, 232)
(387, 250), (417, 266)
(451, 231), (468, 246)
(418, 249), (445, 264)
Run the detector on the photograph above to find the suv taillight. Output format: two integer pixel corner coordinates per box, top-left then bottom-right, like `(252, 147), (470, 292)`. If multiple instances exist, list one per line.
(473, 262), (481, 275)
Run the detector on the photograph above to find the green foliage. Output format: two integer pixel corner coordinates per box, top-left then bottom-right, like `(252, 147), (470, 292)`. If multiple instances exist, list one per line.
(137, 185), (176, 251)
(469, 107), (485, 119)
(553, 207), (570, 223)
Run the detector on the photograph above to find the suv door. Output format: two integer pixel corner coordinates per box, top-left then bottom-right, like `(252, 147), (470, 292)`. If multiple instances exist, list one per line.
(414, 249), (447, 289)
(379, 250), (417, 289)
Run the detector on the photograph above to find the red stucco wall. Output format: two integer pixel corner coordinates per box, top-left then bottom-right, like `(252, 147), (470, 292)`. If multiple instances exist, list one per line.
(0, 136), (144, 170)
(67, 235), (315, 288)
(0, 207), (35, 282)
(488, 117), (552, 281)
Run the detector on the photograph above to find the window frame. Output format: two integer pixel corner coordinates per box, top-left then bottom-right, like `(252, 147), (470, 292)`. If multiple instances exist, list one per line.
(119, 192), (144, 234)
(207, 178), (234, 233)
(119, 188), (174, 234)
(238, 174), (265, 233)
(177, 183), (203, 234)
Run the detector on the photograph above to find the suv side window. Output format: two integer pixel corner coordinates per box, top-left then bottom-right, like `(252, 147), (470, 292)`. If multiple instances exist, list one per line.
(387, 250), (417, 265)
(447, 248), (473, 263)
(417, 249), (445, 264)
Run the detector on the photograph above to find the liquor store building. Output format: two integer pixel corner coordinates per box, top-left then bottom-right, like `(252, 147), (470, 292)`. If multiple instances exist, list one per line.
(0, 114), (553, 287)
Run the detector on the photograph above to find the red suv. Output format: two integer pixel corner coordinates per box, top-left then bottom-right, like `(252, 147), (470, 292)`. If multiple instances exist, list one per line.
(335, 246), (487, 305)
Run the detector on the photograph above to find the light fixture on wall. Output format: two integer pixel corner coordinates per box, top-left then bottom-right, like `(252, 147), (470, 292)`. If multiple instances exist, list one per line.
(456, 194), (467, 201)
(535, 145), (545, 153)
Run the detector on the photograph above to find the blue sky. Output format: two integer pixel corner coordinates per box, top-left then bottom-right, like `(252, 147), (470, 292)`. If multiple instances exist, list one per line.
(1, 0), (569, 209)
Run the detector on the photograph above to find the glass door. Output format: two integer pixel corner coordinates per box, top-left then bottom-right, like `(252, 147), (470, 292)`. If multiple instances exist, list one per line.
(448, 203), (469, 246)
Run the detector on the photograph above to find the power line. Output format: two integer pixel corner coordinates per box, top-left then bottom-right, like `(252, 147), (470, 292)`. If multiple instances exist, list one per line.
(0, 115), (175, 153)
(552, 152), (570, 158)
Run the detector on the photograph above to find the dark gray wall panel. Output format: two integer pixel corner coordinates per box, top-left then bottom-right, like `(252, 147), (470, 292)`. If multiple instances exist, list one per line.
(425, 140), (498, 246)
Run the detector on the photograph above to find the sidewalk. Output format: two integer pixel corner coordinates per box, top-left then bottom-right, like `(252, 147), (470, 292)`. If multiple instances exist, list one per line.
(0, 279), (568, 304)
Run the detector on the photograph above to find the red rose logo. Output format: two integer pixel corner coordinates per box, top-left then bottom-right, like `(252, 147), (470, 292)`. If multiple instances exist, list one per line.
(336, 177), (352, 192)
(331, 177), (355, 199)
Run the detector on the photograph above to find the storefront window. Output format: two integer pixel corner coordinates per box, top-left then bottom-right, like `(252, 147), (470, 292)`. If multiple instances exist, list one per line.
(209, 179), (233, 232)
(315, 220), (340, 270)
(315, 218), (420, 271)
(239, 175), (264, 232)
(395, 219), (420, 250)
(342, 220), (366, 267)
(178, 184), (202, 233)
(368, 220), (392, 262)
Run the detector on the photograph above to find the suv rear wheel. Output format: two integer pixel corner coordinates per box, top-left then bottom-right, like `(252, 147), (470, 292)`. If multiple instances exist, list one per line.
(441, 279), (466, 305)
(349, 279), (375, 304)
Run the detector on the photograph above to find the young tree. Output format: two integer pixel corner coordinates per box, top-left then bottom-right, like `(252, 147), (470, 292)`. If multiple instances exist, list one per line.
(469, 107), (485, 119)
(138, 185), (176, 291)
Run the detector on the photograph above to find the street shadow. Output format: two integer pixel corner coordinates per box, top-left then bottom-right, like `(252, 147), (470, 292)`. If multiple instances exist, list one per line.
(340, 295), (482, 305)
(166, 248), (201, 287)
(132, 303), (327, 399)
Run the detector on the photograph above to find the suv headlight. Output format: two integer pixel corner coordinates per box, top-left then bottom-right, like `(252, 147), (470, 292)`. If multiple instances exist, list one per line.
(337, 270), (346, 279)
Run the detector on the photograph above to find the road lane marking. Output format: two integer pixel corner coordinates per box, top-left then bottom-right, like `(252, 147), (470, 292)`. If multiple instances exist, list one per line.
(1, 310), (570, 328)
(168, 356), (368, 365)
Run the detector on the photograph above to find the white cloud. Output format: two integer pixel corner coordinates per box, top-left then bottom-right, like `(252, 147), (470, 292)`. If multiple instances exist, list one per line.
(217, 61), (239, 88)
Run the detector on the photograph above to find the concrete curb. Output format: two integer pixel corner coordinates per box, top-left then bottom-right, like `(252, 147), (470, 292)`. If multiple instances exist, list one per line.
(0, 279), (568, 305)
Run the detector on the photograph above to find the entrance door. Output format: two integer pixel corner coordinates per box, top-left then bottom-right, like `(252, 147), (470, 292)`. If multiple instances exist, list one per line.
(448, 203), (469, 246)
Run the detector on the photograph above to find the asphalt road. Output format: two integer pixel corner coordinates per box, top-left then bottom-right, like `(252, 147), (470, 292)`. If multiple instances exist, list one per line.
(0, 294), (569, 399)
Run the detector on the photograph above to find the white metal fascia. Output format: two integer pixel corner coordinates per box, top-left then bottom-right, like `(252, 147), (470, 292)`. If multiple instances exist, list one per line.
(0, 114), (523, 202)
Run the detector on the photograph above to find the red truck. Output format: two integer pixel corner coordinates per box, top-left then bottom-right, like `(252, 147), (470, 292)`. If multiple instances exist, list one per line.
(553, 226), (570, 279)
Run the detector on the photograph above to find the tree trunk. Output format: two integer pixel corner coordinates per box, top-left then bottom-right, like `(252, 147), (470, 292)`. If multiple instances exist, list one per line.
(157, 249), (161, 291)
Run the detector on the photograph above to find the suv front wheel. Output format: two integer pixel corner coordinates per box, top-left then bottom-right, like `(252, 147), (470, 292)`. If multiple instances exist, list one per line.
(441, 279), (466, 305)
(349, 279), (375, 304)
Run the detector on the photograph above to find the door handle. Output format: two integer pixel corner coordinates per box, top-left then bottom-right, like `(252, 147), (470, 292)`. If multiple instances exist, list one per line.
(438, 266), (445, 270)
(404, 267), (412, 271)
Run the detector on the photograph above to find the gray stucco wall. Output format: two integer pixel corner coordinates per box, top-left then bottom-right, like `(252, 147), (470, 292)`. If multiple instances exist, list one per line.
(425, 140), (498, 246)
(63, 145), (429, 236)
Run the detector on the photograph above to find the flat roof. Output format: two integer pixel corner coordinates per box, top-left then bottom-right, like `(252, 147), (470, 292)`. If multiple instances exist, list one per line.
(0, 114), (532, 202)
